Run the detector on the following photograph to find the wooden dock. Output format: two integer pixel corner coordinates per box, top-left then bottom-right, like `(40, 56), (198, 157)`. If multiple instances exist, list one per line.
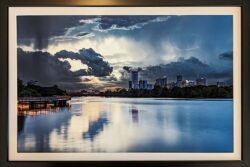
(18, 96), (71, 110)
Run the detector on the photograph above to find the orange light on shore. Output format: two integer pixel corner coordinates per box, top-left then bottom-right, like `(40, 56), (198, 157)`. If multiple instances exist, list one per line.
(17, 103), (71, 116)
(18, 104), (29, 111)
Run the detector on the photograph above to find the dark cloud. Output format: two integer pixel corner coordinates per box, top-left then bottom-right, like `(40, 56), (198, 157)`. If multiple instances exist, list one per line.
(18, 48), (82, 85)
(54, 48), (113, 77)
(219, 51), (233, 60)
(123, 66), (131, 72)
(206, 70), (232, 78)
(17, 16), (92, 49)
(17, 15), (233, 89)
(140, 57), (210, 81)
(124, 16), (232, 65)
(122, 57), (232, 85)
(18, 48), (113, 90)
(122, 66), (143, 72)
(17, 16), (167, 50)
(81, 78), (92, 82)
(99, 75), (118, 82)
(97, 16), (159, 30)
(72, 69), (88, 76)
(76, 32), (89, 37)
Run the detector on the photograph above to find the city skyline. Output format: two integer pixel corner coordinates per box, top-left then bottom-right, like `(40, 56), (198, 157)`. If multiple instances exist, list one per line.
(126, 69), (224, 91)
(17, 15), (233, 91)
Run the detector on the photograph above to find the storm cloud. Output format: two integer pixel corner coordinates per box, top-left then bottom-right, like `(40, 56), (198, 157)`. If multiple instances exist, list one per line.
(219, 51), (233, 60)
(18, 48), (82, 85)
(18, 47), (113, 89)
(17, 16), (92, 49)
(122, 56), (232, 85)
(54, 48), (113, 77)
(17, 15), (233, 90)
(76, 32), (90, 37)
(92, 16), (170, 31)
(17, 16), (170, 50)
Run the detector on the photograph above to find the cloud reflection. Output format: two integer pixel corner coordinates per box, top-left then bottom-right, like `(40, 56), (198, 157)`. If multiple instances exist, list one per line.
(18, 97), (233, 152)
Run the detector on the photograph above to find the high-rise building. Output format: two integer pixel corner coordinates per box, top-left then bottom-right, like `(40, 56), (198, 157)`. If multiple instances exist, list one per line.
(196, 77), (207, 86)
(139, 80), (148, 89)
(129, 81), (133, 89)
(176, 75), (183, 87)
(155, 77), (167, 88)
(131, 71), (139, 89)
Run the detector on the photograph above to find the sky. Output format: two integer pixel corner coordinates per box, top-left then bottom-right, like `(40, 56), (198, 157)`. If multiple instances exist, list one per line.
(17, 15), (233, 90)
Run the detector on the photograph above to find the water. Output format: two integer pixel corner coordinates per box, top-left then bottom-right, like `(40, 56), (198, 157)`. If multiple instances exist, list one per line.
(18, 97), (233, 152)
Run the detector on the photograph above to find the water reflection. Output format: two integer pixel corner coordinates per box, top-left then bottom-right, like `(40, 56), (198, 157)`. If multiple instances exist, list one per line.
(18, 116), (25, 133)
(130, 105), (139, 123)
(18, 107), (72, 152)
(83, 116), (108, 141)
(18, 97), (233, 152)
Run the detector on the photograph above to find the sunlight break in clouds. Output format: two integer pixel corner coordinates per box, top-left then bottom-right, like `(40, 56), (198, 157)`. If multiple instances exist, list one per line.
(58, 58), (88, 72)
(46, 36), (152, 65)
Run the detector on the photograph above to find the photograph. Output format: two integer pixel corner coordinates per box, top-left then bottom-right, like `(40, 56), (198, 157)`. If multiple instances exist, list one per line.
(8, 7), (241, 161)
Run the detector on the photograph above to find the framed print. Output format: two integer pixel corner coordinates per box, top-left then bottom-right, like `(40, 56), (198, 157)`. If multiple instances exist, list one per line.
(0, 0), (250, 167)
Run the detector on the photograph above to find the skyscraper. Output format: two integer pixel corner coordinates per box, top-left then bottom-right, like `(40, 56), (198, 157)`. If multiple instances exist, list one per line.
(129, 81), (133, 89)
(176, 75), (183, 87)
(155, 77), (167, 88)
(139, 80), (148, 89)
(131, 71), (139, 89)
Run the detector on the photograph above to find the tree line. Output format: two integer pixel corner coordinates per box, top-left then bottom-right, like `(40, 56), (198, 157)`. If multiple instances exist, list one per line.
(18, 79), (66, 97)
(18, 78), (232, 98)
(99, 85), (232, 98)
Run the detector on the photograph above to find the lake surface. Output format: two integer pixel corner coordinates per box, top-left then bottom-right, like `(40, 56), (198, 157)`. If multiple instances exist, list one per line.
(18, 97), (233, 152)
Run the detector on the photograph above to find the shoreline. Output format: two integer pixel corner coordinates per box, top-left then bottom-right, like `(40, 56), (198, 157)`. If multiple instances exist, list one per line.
(70, 96), (233, 101)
